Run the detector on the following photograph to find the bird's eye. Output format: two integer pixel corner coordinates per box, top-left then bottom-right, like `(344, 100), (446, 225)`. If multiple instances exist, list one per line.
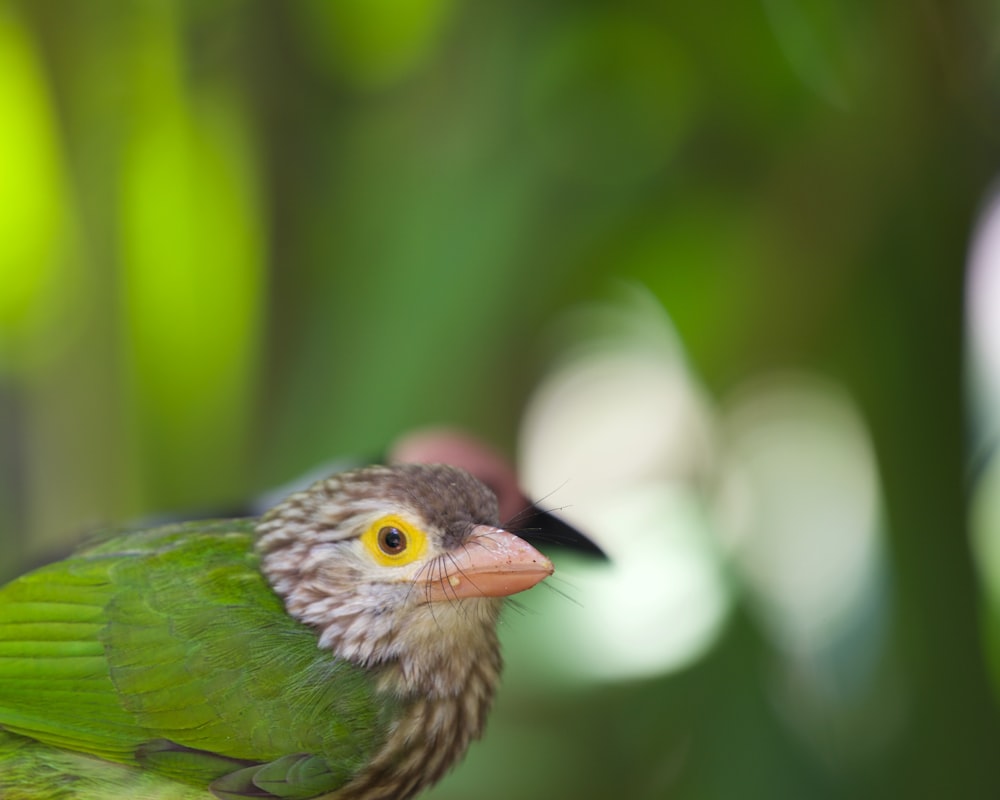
(378, 526), (407, 555)
(362, 515), (427, 567)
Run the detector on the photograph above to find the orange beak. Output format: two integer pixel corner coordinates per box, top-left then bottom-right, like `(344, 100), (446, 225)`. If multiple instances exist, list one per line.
(425, 525), (554, 602)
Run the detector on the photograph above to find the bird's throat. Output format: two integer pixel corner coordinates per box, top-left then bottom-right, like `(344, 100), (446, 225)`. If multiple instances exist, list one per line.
(333, 604), (505, 800)
(378, 597), (503, 696)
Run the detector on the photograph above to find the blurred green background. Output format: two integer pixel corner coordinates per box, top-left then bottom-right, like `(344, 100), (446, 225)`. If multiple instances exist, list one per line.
(1, 0), (999, 797)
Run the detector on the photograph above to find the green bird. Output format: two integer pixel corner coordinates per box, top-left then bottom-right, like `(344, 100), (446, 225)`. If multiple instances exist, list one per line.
(0, 463), (554, 799)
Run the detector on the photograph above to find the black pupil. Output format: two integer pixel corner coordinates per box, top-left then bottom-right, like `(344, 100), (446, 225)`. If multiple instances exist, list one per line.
(379, 526), (406, 554)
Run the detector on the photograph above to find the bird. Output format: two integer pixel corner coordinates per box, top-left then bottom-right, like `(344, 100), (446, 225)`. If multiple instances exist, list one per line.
(0, 463), (554, 799)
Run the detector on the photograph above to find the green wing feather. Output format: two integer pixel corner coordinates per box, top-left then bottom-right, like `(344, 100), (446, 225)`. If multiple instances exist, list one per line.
(0, 520), (396, 799)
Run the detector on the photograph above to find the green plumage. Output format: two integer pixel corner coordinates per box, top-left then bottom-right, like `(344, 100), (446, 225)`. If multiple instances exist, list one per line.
(0, 520), (394, 799)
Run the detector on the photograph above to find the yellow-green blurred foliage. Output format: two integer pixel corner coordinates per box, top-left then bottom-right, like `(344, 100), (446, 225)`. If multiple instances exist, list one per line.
(0, 1), (997, 797)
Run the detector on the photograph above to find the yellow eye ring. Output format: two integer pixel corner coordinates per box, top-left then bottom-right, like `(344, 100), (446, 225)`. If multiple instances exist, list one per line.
(361, 515), (427, 567)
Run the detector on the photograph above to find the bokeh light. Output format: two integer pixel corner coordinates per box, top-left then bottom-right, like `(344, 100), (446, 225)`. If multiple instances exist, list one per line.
(718, 374), (896, 765)
(719, 375), (886, 661)
(967, 184), (1000, 703)
(517, 289), (730, 682)
(0, 5), (70, 369)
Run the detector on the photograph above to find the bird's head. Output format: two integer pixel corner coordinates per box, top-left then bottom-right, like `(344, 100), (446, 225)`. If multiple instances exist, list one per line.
(255, 463), (553, 691)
